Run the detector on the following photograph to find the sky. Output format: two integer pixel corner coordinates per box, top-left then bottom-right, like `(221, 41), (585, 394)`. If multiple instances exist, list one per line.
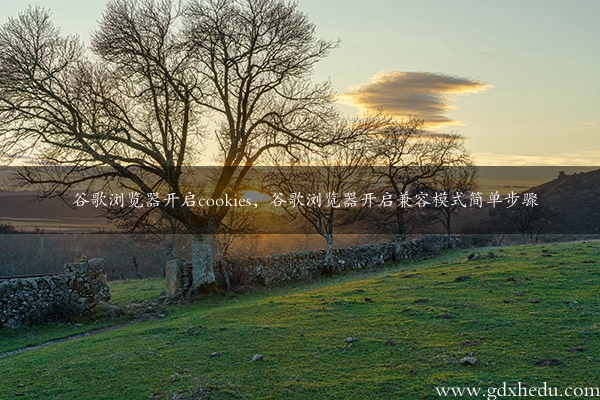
(2, 0), (599, 166)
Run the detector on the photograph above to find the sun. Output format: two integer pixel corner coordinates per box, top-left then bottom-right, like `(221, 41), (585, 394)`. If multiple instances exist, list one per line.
(237, 188), (272, 204)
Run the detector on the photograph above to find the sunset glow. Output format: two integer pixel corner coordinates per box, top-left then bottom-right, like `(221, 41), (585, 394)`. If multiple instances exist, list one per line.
(2, 0), (599, 166)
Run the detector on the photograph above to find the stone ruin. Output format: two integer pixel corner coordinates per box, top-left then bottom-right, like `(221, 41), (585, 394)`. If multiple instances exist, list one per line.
(0, 258), (120, 328)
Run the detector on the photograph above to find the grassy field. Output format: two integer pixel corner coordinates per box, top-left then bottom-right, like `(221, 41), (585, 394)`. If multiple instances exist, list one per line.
(1, 241), (599, 399)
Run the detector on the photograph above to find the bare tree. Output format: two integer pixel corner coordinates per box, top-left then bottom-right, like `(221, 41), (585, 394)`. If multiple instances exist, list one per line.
(421, 164), (479, 244)
(0, 0), (342, 292)
(486, 200), (556, 244)
(267, 116), (383, 265)
(365, 117), (472, 258)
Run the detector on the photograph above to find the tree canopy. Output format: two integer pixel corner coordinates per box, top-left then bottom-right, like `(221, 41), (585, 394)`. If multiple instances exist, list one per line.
(0, 0), (343, 290)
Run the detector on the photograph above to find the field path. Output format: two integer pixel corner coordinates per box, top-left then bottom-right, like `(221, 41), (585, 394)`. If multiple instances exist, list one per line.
(0, 315), (155, 360)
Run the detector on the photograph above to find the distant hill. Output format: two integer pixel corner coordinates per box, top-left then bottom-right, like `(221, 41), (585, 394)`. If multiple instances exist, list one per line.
(530, 168), (600, 234)
(434, 168), (600, 236)
(0, 191), (109, 232)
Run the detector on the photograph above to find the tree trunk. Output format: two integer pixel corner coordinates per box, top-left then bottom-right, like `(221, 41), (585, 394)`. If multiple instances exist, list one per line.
(497, 233), (506, 246)
(393, 233), (405, 261)
(133, 256), (143, 279)
(324, 233), (334, 265)
(393, 207), (406, 260)
(190, 234), (216, 290)
(446, 223), (454, 248)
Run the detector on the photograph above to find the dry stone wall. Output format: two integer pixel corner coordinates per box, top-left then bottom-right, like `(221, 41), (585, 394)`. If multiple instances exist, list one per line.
(0, 258), (112, 328)
(217, 235), (457, 288)
(167, 235), (457, 297)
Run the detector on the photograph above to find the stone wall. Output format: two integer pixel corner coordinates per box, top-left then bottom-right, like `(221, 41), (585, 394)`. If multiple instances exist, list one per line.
(217, 235), (457, 288)
(0, 258), (113, 328)
(167, 235), (457, 297)
(216, 242), (394, 288)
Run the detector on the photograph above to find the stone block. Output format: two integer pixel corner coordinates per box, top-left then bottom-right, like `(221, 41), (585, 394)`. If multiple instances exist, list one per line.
(165, 259), (183, 298)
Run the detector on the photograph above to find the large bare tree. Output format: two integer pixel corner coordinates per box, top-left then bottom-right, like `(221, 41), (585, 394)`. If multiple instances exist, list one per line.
(0, 0), (342, 292)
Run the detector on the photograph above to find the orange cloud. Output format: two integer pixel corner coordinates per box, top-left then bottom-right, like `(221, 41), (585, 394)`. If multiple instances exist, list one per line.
(340, 72), (492, 128)
(475, 151), (600, 166)
(579, 120), (600, 127)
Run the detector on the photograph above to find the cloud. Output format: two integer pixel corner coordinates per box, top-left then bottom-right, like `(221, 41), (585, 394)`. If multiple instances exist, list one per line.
(0, 154), (55, 166)
(340, 72), (492, 128)
(579, 120), (600, 127)
(475, 151), (600, 166)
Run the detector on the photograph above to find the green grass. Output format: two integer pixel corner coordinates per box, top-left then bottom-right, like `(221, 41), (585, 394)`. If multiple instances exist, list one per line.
(109, 277), (165, 306)
(1, 241), (599, 399)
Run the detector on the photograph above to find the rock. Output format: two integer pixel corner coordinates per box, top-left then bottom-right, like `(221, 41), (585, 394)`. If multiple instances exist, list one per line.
(165, 259), (183, 298)
(459, 357), (477, 365)
(251, 354), (264, 362)
(534, 358), (561, 366)
(91, 301), (124, 319)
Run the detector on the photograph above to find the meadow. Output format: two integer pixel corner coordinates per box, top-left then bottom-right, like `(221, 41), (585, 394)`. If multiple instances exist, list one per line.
(1, 241), (599, 399)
